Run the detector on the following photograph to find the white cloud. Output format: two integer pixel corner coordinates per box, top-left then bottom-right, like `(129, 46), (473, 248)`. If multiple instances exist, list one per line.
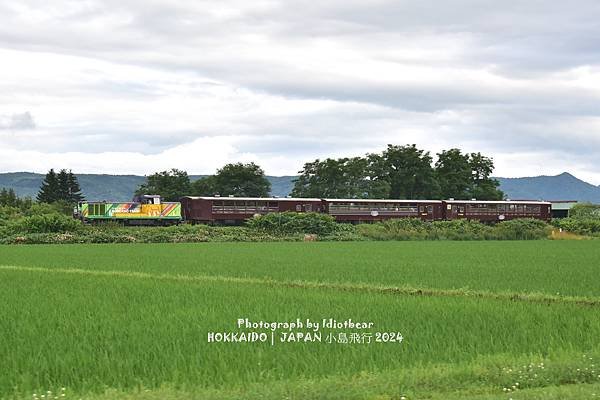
(0, 0), (599, 184)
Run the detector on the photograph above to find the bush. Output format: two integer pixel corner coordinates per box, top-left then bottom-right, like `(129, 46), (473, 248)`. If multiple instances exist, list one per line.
(356, 218), (429, 241)
(429, 219), (494, 240)
(568, 203), (600, 219)
(554, 217), (600, 236)
(492, 218), (551, 240)
(246, 212), (339, 235)
(357, 218), (551, 241)
(0, 205), (23, 225)
(22, 202), (73, 217)
(9, 213), (82, 234)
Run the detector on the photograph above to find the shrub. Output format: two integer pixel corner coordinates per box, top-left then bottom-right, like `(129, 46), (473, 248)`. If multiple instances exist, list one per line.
(23, 202), (72, 217)
(357, 218), (550, 241)
(555, 217), (600, 236)
(246, 212), (339, 235)
(568, 203), (600, 219)
(429, 219), (493, 240)
(492, 218), (551, 240)
(356, 218), (430, 241)
(0, 205), (23, 224)
(9, 213), (82, 234)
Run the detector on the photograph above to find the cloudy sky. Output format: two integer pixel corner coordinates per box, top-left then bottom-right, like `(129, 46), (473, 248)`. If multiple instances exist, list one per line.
(1, 0), (600, 183)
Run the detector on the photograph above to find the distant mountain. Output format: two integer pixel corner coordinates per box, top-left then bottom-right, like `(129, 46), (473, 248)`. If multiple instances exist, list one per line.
(1, 171), (598, 203)
(495, 172), (600, 203)
(0, 172), (296, 200)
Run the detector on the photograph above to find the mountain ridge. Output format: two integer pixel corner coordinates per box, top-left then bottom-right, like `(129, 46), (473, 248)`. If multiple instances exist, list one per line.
(1, 171), (599, 203)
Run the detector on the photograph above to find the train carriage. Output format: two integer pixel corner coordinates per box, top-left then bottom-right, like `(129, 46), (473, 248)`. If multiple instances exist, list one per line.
(323, 199), (444, 222)
(443, 200), (552, 222)
(180, 196), (323, 224)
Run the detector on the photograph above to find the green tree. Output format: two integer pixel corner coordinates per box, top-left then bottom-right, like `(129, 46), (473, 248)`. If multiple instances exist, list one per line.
(435, 150), (504, 200)
(66, 170), (85, 203)
(136, 169), (191, 201)
(291, 157), (372, 198)
(190, 176), (217, 196)
(57, 169), (70, 201)
(210, 162), (271, 197)
(435, 149), (472, 199)
(0, 188), (18, 207)
(468, 152), (503, 200)
(37, 169), (60, 203)
(369, 144), (439, 199)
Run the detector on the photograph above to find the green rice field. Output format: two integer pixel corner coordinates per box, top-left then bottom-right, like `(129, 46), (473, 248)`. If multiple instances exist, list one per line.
(1, 241), (600, 399)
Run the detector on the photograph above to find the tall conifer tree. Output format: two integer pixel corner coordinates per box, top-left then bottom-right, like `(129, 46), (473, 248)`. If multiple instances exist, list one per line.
(67, 170), (85, 203)
(37, 169), (60, 203)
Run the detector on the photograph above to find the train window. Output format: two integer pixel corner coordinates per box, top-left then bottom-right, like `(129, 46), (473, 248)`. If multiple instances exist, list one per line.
(296, 205), (302, 211)
(498, 205), (505, 212)
(427, 205), (433, 213)
(419, 206), (425, 213)
(304, 204), (313, 212)
(458, 206), (465, 213)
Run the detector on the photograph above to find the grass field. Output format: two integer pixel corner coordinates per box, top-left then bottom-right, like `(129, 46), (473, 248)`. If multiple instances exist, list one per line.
(1, 241), (600, 399)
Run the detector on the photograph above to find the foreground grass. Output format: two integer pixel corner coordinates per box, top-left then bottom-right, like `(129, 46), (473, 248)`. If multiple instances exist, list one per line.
(1, 242), (600, 399)
(2, 267), (600, 398)
(17, 355), (600, 400)
(1, 241), (600, 296)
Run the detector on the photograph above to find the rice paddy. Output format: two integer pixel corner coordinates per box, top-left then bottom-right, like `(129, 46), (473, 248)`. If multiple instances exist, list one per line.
(1, 241), (600, 399)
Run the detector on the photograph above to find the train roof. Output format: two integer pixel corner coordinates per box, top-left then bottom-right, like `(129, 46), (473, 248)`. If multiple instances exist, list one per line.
(181, 196), (322, 202)
(444, 199), (551, 205)
(324, 199), (442, 203)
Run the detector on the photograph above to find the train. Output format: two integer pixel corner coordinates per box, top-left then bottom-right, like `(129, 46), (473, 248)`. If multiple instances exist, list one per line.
(75, 195), (552, 225)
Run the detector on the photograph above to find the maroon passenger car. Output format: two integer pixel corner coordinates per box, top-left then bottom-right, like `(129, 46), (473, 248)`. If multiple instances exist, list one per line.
(180, 196), (323, 224)
(443, 200), (552, 222)
(323, 199), (444, 222)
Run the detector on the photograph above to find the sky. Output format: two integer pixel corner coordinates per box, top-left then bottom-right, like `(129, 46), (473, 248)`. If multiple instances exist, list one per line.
(1, 0), (600, 184)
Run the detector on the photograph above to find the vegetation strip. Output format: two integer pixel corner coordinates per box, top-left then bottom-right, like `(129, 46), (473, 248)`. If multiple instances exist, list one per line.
(2, 264), (599, 307)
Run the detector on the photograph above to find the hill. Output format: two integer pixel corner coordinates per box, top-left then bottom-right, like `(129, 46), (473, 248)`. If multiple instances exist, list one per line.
(495, 172), (600, 203)
(1, 171), (598, 203)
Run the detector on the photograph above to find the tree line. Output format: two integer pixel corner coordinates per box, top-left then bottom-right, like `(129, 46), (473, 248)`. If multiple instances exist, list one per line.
(135, 163), (271, 201)
(2, 169), (85, 209)
(292, 145), (503, 200)
(135, 145), (503, 201)
(16, 144), (502, 206)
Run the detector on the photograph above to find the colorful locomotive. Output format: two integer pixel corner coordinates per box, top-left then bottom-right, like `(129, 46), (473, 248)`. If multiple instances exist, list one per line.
(76, 195), (182, 225)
